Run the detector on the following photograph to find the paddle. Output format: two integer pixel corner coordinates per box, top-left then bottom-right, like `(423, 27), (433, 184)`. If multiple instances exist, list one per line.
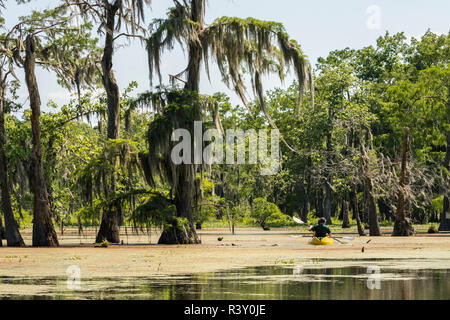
(292, 216), (305, 224)
(331, 236), (344, 244)
(328, 236), (355, 240)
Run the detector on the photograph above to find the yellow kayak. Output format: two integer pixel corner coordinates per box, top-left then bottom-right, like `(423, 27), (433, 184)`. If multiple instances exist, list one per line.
(308, 236), (334, 245)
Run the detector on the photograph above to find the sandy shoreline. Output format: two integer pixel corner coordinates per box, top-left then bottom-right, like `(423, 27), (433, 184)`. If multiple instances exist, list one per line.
(1, 228), (450, 279)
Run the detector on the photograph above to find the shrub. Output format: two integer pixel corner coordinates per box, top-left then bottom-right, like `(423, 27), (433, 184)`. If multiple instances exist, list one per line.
(250, 198), (280, 229)
(100, 239), (110, 247)
(428, 224), (439, 234)
(250, 198), (294, 229)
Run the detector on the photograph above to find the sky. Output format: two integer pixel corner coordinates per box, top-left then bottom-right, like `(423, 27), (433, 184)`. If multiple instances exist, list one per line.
(3, 0), (450, 112)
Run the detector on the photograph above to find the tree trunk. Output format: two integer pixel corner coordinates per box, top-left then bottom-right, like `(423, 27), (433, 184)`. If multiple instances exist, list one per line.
(341, 199), (350, 228)
(185, 41), (202, 92)
(393, 128), (415, 236)
(158, 0), (206, 245)
(0, 212), (4, 243)
(96, 201), (120, 243)
(0, 81), (25, 247)
(184, 0), (204, 92)
(96, 3), (121, 244)
(378, 197), (393, 221)
(322, 129), (333, 224)
(361, 142), (381, 236)
(360, 189), (368, 223)
(352, 186), (366, 236)
(225, 207), (232, 232)
(45, 137), (57, 222)
(158, 166), (200, 244)
(77, 216), (83, 236)
(0, 214), (5, 240)
(301, 156), (312, 223)
(439, 131), (450, 231)
(365, 176), (380, 236)
(315, 190), (324, 218)
(158, 218), (192, 244)
(24, 36), (58, 247)
(323, 180), (332, 224)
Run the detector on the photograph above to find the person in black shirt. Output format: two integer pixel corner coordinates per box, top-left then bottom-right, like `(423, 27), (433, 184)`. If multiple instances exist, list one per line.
(309, 217), (331, 239)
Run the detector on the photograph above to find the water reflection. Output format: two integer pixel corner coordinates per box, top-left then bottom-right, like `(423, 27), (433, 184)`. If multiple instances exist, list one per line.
(0, 265), (449, 300)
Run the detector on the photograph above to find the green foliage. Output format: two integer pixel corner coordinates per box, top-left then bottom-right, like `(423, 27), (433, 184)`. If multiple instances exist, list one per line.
(428, 224), (439, 234)
(100, 239), (110, 247)
(147, 1), (313, 116)
(1, 0), (448, 236)
(133, 192), (176, 228)
(250, 198), (289, 228)
(265, 211), (297, 227)
(13, 209), (32, 228)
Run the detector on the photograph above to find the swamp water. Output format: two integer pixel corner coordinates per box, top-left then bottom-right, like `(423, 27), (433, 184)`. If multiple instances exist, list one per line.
(1, 260), (449, 300)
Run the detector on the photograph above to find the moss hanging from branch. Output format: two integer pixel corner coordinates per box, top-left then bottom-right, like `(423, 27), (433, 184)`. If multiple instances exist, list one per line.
(139, 89), (219, 244)
(146, 4), (314, 114)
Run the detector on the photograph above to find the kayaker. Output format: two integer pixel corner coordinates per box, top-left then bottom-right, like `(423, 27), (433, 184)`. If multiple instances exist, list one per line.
(309, 217), (331, 239)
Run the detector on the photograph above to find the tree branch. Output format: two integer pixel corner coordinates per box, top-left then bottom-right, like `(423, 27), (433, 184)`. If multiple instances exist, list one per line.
(113, 32), (146, 42)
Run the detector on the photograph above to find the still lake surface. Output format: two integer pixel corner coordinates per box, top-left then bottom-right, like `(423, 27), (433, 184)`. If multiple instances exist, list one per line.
(1, 262), (449, 299)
